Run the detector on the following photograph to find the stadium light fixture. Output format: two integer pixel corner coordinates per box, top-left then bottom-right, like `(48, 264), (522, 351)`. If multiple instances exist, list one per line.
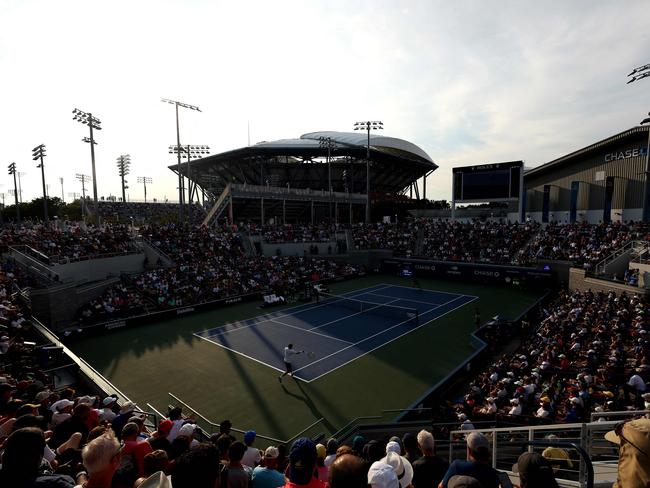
(162, 98), (201, 222)
(641, 113), (650, 222)
(627, 63), (650, 84)
(137, 176), (153, 203)
(318, 137), (335, 223)
(73, 108), (101, 224)
(59, 177), (64, 202)
(169, 144), (210, 220)
(354, 121), (383, 223)
(7, 162), (19, 222)
(116, 155), (131, 203)
(32, 144), (49, 224)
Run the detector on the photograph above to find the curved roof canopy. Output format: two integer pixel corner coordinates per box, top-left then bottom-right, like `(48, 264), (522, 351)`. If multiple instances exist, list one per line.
(175, 131), (436, 196)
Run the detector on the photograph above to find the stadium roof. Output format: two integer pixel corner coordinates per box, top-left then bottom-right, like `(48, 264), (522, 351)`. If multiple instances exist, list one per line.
(178, 131), (436, 196)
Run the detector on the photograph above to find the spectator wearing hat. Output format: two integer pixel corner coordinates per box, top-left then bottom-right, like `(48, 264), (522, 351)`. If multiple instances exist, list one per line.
(112, 401), (137, 440)
(368, 461), (399, 488)
(122, 421), (154, 479)
(282, 437), (326, 488)
(540, 435), (573, 474)
(605, 418), (650, 487)
(99, 396), (118, 423)
(446, 476), (483, 488)
(328, 453), (366, 488)
(352, 435), (365, 456)
(242, 430), (262, 468)
(222, 440), (253, 488)
(439, 432), (500, 488)
(513, 452), (559, 488)
(380, 450), (414, 488)
(148, 419), (173, 454)
(0, 427), (76, 488)
(50, 398), (74, 428)
(323, 438), (338, 468)
(412, 429), (448, 488)
(314, 443), (328, 481)
(78, 430), (123, 488)
(177, 422), (200, 449)
(252, 446), (285, 488)
(49, 403), (91, 451)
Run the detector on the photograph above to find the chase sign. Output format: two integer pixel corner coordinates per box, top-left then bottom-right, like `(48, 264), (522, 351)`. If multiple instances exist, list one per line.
(605, 147), (648, 162)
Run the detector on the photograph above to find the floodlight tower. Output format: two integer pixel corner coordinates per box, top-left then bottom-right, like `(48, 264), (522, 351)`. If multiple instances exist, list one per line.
(319, 137), (335, 223)
(169, 144), (210, 219)
(60, 177), (64, 202)
(137, 176), (152, 203)
(116, 155), (131, 203)
(354, 121), (383, 223)
(161, 98), (201, 221)
(32, 144), (49, 224)
(7, 163), (19, 222)
(73, 108), (101, 223)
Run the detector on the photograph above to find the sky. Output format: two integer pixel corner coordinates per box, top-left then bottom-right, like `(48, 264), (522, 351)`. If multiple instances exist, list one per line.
(0, 0), (649, 205)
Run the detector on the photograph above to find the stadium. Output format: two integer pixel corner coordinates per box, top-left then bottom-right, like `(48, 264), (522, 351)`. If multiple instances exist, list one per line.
(2, 113), (650, 487)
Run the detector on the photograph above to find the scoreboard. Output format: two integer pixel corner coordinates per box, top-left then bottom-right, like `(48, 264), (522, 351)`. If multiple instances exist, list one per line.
(452, 160), (523, 202)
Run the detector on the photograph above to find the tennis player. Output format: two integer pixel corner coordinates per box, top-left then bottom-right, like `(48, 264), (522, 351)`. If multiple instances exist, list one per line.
(278, 343), (303, 382)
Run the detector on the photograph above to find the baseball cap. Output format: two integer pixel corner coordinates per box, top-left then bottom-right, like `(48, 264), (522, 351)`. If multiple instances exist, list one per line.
(368, 461), (399, 488)
(157, 419), (173, 435)
(102, 396), (117, 407)
(288, 437), (317, 484)
(119, 401), (137, 415)
(264, 446), (279, 459)
(178, 423), (197, 437)
(316, 443), (326, 459)
(244, 430), (256, 444)
(386, 440), (401, 454)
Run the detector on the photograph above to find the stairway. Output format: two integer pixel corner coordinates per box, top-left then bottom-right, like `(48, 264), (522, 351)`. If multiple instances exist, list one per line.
(202, 184), (231, 226)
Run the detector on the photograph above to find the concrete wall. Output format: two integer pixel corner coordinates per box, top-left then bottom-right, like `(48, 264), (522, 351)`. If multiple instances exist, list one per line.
(31, 277), (121, 331)
(51, 253), (145, 283)
(568, 268), (644, 295)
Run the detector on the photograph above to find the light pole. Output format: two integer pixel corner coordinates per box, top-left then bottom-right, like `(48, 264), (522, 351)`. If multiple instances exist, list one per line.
(354, 120), (383, 223)
(161, 98), (201, 222)
(116, 155), (131, 203)
(169, 144), (210, 220)
(628, 64), (650, 84)
(17, 172), (26, 203)
(73, 108), (101, 224)
(7, 163), (19, 223)
(32, 144), (49, 224)
(76, 173), (91, 223)
(137, 176), (152, 203)
(60, 177), (64, 202)
(640, 113), (650, 222)
(319, 137), (335, 223)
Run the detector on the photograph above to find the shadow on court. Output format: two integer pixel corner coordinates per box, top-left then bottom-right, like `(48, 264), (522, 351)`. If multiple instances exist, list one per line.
(281, 379), (337, 434)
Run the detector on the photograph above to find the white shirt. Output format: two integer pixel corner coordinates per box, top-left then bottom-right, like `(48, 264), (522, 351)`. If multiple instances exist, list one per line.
(99, 408), (116, 423)
(241, 446), (262, 468)
(284, 347), (300, 363)
(167, 419), (186, 442)
(536, 407), (550, 418)
(509, 405), (522, 416)
(324, 454), (336, 468)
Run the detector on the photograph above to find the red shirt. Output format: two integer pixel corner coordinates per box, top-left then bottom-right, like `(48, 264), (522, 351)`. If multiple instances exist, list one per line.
(282, 477), (327, 488)
(122, 438), (153, 477)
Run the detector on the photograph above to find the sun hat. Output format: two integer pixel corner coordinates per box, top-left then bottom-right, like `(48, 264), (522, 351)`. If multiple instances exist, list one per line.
(264, 446), (279, 459)
(381, 451), (413, 488)
(368, 461), (399, 488)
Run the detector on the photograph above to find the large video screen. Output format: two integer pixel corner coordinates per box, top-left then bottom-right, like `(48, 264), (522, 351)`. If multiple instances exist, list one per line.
(452, 161), (522, 202)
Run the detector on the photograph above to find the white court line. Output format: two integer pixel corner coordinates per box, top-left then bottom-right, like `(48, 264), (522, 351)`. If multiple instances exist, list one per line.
(306, 298), (402, 331)
(379, 283), (479, 299)
(193, 333), (286, 374)
(298, 294), (478, 383)
(268, 319), (353, 344)
(365, 291), (447, 307)
(200, 284), (392, 339)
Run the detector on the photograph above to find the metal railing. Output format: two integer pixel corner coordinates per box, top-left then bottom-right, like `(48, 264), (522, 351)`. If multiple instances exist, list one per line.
(167, 392), (326, 446)
(590, 409), (649, 422)
(448, 420), (622, 488)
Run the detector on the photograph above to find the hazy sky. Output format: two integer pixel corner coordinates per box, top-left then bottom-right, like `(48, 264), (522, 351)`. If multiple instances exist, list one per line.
(1, 0), (649, 204)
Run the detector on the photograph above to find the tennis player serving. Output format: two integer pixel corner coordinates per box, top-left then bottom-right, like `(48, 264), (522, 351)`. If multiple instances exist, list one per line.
(278, 343), (303, 382)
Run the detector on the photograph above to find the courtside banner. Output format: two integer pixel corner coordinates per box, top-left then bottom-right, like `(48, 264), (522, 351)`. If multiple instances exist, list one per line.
(382, 258), (553, 287)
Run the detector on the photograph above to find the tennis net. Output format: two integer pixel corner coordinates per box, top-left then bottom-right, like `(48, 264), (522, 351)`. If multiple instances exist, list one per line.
(317, 291), (419, 325)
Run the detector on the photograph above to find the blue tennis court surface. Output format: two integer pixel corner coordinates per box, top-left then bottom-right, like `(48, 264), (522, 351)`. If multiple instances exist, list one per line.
(195, 284), (477, 382)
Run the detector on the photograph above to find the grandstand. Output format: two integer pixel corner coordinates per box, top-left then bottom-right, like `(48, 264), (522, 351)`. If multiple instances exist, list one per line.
(1, 129), (650, 488)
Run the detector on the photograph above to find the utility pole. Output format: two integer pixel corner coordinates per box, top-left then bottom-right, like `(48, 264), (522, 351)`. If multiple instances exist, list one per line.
(76, 173), (91, 223)
(137, 176), (152, 203)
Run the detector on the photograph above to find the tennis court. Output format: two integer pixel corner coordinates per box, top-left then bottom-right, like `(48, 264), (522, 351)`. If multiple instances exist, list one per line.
(195, 284), (477, 382)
